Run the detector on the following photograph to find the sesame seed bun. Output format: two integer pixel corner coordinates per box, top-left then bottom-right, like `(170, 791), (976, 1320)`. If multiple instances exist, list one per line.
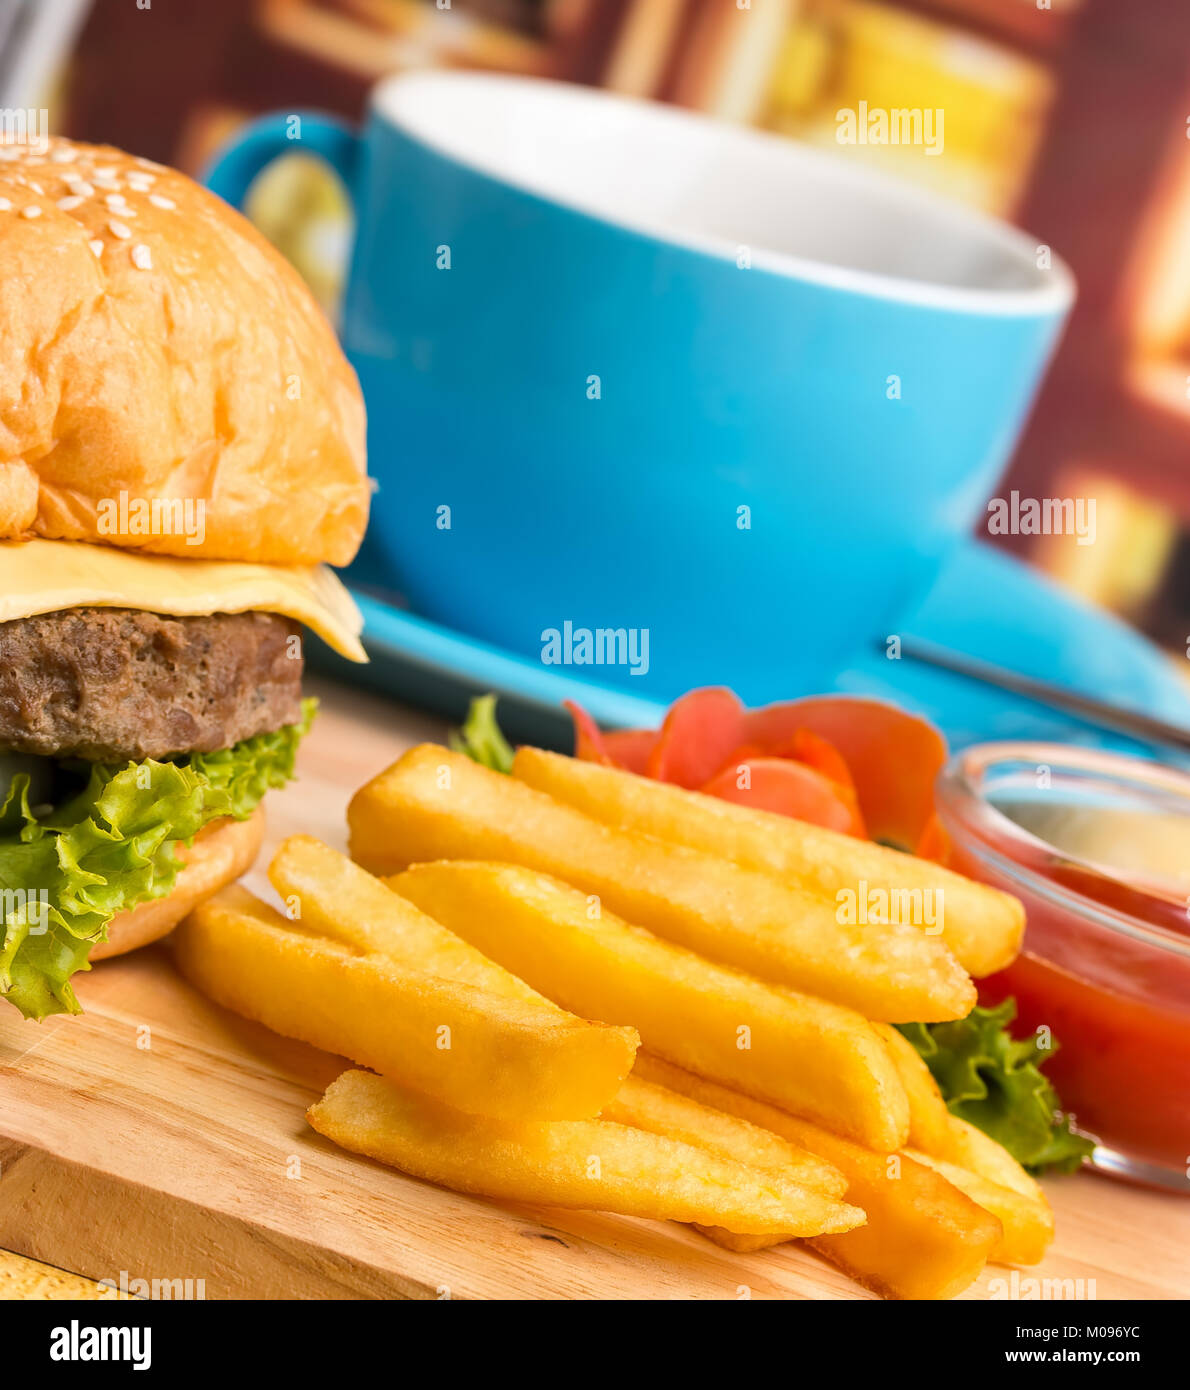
(0, 139), (368, 566)
(89, 808), (266, 961)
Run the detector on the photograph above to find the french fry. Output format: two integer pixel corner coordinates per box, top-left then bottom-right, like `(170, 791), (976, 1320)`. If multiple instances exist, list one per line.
(869, 1034), (1053, 1265)
(268, 834), (548, 1005)
(513, 745), (1024, 977)
(939, 1115), (1048, 1202)
(350, 746), (975, 1022)
(871, 1040), (1054, 1264)
(602, 1075), (849, 1252)
(872, 1025), (1050, 1193)
(874, 1022), (953, 1154)
(905, 1148), (1054, 1266)
(603, 1076), (847, 1198)
(173, 885), (638, 1121)
(308, 1069), (866, 1236)
(271, 841), (868, 1172)
(393, 860), (909, 1151)
(940, 1115), (1056, 1261)
(635, 1055), (1002, 1300)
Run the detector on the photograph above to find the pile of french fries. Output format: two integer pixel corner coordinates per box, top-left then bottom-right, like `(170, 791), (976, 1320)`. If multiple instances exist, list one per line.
(173, 742), (1054, 1299)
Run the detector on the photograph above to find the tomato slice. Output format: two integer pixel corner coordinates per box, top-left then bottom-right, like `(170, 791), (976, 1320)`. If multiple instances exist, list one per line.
(564, 699), (616, 765)
(914, 813), (952, 864)
(701, 755), (866, 835)
(743, 695), (947, 851)
(600, 729), (660, 773)
(568, 687), (947, 854)
(645, 686), (747, 789)
(785, 728), (857, 793)
(565, 701), (658, 772)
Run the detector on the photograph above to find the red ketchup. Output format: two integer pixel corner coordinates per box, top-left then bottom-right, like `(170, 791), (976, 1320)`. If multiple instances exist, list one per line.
(936, 742), (1190, 1187)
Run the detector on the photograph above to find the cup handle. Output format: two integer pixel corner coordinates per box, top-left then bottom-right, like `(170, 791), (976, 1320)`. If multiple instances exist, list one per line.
(202, 109), (361, 212)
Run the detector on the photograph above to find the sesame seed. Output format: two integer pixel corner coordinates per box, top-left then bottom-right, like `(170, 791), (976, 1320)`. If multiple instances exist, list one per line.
(94, 167), (117, 178)
(131, 243), (152, 270)
(28, 180), (44, 195)
(57, 195), (84, 211)
(148, 193), (175, 210)
(0, 198), (10, 211)
(66, 178), (94, 197)
(51, 147), (78, 163)
(89, 238), (104, 257)
(20, 205), (41, 219)
(107, 219), (132, 239)
(104, 193), (134, 213)
(92, 175), (120, 190)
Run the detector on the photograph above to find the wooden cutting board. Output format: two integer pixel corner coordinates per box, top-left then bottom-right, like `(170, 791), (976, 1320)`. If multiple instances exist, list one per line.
(1, 677), (1187, 1301)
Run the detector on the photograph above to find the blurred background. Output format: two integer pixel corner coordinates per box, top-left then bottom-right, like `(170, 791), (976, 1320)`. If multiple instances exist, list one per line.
(4, 0), (1189, 668)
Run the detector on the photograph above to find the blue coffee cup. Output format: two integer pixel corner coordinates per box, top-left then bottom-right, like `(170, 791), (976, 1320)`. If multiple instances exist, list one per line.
(205, 71), (1073, 703)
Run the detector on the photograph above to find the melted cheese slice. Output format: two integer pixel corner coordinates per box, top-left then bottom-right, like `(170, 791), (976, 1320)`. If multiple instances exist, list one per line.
(0, 539), (366, 662)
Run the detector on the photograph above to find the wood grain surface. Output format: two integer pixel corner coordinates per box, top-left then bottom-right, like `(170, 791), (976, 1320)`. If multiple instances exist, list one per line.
(1, 676), (1187, 1300)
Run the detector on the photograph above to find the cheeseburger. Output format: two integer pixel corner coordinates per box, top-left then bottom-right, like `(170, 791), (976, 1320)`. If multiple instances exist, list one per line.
(0, 138), (369, 1021)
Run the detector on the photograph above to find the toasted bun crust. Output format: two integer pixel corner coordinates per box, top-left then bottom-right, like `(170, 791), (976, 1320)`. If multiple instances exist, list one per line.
(90, 808), (266, 961)
(0, 140), (368, 565)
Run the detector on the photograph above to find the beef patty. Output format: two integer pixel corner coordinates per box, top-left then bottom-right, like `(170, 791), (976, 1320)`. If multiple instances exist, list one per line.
(0, 608), (304, 762)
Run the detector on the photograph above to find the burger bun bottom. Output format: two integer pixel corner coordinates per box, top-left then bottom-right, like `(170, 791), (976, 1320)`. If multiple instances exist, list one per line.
(90, 807), (266, 961)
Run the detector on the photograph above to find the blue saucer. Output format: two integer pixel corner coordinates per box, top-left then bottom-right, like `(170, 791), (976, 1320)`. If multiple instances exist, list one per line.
(313, 540), (1190, 759)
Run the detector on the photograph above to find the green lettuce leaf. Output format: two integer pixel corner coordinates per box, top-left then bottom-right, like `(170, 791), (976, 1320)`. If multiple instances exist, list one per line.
(0, 699), (316, 1022)
(450, 694), (514, 774)
(897, 1000), (1095, 1174)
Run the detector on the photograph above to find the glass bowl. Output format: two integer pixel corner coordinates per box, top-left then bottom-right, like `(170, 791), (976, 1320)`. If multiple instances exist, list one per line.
(935, 741), (1190, 1192)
